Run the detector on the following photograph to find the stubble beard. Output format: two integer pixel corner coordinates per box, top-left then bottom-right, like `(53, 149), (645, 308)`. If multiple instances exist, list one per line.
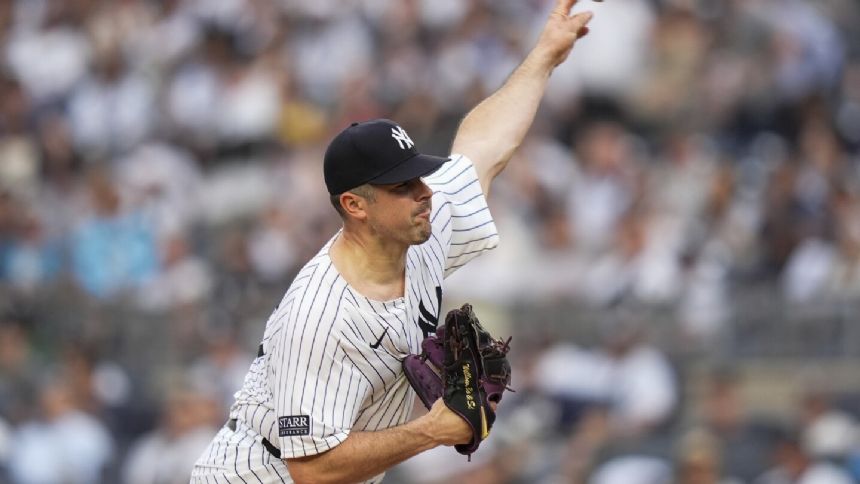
(414, 220), (431, 244)
(372, 218), (431, 247)
(411, 203), (432, 245)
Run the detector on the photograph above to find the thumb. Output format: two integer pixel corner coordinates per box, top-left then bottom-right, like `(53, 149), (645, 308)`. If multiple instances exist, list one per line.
(569, 11), (594, 31)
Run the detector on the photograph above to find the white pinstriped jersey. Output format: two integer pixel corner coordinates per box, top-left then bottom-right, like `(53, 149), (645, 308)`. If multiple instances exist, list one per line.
(191, 154), (499, 483)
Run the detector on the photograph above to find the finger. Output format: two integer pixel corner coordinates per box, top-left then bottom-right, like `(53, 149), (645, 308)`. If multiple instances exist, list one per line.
(577, 26), (590, 38)
(569, 11), (593, 30)
(553, 0), (578, 16)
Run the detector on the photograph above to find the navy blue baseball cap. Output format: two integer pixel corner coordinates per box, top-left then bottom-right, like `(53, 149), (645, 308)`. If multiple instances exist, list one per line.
(324, 119), (449, 195)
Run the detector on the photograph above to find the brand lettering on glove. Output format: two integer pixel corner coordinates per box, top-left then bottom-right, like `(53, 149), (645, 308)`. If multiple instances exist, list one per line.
(463, 363), (477, 409)
(278, 415), (310, 436)
(462, 363), (472, 385)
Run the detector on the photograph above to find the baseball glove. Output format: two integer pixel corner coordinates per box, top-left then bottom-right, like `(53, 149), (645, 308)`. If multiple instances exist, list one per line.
(403, 304), (512, 457)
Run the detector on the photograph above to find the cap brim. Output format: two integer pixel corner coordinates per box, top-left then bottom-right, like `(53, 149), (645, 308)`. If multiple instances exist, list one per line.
(368, 153), (449, 185)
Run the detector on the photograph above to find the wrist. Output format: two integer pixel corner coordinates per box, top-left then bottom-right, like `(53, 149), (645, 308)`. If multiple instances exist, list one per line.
(522, 48), (556, 77)
(404, 415), (440, 450)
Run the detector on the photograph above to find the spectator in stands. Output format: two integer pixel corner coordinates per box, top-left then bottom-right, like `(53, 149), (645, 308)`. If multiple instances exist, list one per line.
(798, 381), (859, 464)
(755, 429), (854, 484)
(827, 185), (860, 300)
(4, 2), (91, 106)
(595, 310), (678, 437)
(674, 427), (743, 484)
(67, 46), (156, 160)
(7, 369), (114, 484)
(246, 203), (299, 285)
(137, 231), (213, 316)
(2, 210), (62, 294)
(588, 455), (672, 484)
(698, 366), (780, 482)
(122, 378), (219, 484)
(542, 310), (678, 481)
(115, 141), (203, 242)
(0, 75), (38, 200)
(0, 315), (40, 425)
(188, 326), (253, 415)
(529, 310), (677, 438)
(566, 121), (640, 258)
(70, 167), (158, 299)
(33, 111), (86, 237)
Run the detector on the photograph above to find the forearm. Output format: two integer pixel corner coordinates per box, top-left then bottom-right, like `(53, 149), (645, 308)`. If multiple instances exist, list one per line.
(451, 1), (592, 197)
(286, 419), (436, 484)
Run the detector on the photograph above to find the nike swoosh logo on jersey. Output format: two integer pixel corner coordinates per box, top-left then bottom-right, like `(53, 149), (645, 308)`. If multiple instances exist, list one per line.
(370, 327), (389, 349)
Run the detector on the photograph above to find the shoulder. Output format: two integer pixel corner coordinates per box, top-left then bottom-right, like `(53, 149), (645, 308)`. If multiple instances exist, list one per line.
(424, 154), (475, 189)
(276, 260), (350, 334)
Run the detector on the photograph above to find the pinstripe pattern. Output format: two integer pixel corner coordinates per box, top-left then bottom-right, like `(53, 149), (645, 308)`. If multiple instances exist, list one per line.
(191, 154), (498, 483)
(190, 420), (289, 483)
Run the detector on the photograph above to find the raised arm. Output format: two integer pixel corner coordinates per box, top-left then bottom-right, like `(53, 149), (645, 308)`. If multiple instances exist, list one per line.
(450, 0), (593, 198)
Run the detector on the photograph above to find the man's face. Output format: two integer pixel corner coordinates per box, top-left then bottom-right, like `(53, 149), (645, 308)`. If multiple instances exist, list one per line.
(365, 178), (433, 245)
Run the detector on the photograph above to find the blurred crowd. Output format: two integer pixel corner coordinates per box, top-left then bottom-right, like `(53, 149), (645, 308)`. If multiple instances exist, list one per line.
(392, 310), (860, 484)
(0, 0), (859, 482)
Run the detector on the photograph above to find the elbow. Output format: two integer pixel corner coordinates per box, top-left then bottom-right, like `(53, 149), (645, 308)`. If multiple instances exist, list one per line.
(286, 461), (318, 484)
(286, 458), (343, 484)
(452, 139), (516, 167)
(290, 473), (318, 484)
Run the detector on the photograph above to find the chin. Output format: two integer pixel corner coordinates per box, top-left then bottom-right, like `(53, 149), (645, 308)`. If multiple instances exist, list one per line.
(408, 220), (432, 245)
(412, 227), (432, 245)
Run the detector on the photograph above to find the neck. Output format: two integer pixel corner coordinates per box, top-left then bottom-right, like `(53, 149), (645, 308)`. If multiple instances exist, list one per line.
(330, 227), (407, 300)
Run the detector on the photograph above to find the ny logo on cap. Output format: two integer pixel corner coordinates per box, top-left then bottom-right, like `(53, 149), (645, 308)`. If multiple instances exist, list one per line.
(391, 126), (414, 150)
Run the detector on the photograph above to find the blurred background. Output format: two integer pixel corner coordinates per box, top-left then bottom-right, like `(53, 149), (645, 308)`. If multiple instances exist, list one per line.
(0, 0), (859, 483)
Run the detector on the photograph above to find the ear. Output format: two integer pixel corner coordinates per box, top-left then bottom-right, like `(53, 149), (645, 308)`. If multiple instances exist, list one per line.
(339, 192), (369, 221)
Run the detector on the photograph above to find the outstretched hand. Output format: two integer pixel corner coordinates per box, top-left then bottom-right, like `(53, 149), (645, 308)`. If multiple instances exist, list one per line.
(534, 0), (594, 68)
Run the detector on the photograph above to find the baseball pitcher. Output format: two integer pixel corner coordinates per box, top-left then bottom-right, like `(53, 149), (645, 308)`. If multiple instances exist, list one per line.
(191, 1), (593, 482)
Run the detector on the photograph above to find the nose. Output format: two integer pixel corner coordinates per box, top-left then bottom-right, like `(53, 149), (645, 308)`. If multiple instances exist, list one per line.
(416, 179), (432, 201)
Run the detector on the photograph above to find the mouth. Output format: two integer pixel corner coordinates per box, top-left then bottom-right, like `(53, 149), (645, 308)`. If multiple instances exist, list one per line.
(415, 206), (431, 220)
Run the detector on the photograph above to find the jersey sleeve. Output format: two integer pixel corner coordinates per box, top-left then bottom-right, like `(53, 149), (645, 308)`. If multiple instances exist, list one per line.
(268, 286), (369, 458)
(423, 153), (499, 277)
